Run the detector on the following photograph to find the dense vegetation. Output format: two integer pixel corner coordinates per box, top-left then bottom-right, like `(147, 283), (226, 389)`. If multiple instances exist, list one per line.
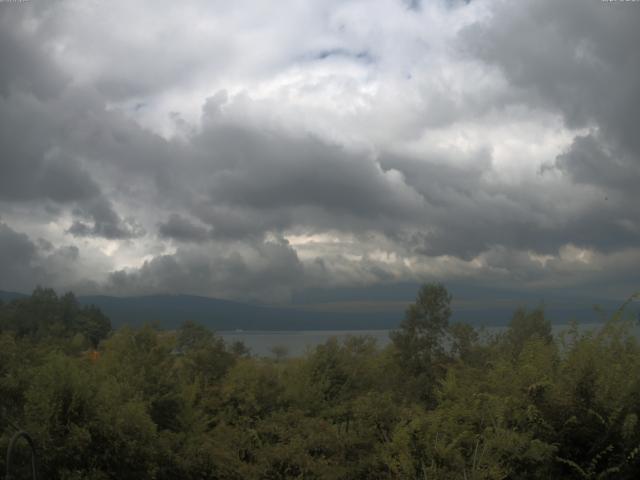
(1, 286), (640, 479)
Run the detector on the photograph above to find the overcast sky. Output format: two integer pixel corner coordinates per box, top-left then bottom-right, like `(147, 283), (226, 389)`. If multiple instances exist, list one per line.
(1, 0), (639, 303)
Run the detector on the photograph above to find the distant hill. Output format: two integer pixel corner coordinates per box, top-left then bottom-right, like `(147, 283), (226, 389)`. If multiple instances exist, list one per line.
(0, 290), (27, 303)
(293, 283), (628, 327)
(76, 294), (401, 331)
(1, 289), (628, 331)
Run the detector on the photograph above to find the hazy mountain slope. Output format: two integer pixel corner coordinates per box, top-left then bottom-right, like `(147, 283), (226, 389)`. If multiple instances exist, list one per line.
(1, 289), (625, 331)
(76, 294), (400, 330)
(0, 290), (28, 302)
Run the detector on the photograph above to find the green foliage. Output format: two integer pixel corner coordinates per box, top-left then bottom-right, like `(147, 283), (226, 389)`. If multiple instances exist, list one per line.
(505, 307), (553, 358)
(0, 287), (112, 347)
(390, 283), (452, 404)
(2, 285), (640, 479)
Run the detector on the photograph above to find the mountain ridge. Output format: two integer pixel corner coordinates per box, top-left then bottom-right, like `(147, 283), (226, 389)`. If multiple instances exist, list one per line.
(2, 288), (629, 331)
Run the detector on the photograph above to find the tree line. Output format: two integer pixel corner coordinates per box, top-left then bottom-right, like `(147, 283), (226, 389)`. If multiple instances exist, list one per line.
(1, 285), (640, 479)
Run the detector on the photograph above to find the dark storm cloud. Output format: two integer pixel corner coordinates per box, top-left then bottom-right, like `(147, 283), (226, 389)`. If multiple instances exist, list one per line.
(0, 7), (68, 100)
(68, 197), (145, 240)
(190, 204), (292, 241)
(0, 8), (149, 241)
(462, 0), (640, 190)
(0, 89), (146, 240)
(0, 223), (38, 281)
(0, 80), (100, 204)
(158, 213), (210, 243)
(447, 0), (640, 258)
(0, 222), (84, 293)
(106, 239), (305, 302)
(1, 0), (639, 301)
(382, 133), (640, 258)
(196, 100), (425, 220)
(556, 134), (640, 192)
(121, 92), (428, 242)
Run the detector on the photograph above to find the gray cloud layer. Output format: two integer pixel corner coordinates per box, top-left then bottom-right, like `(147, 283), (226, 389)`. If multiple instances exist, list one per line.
(1, 0), (639, 301)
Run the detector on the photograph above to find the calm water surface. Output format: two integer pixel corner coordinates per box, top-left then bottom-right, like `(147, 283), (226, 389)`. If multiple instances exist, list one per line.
(219, 322), (637, 357)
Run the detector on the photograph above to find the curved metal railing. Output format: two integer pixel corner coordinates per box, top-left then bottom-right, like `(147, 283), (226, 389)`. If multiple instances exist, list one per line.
(5, 430), (38, 480)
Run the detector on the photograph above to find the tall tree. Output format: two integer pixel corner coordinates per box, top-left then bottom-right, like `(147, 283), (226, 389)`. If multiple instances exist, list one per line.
(390, 283), (452, 404)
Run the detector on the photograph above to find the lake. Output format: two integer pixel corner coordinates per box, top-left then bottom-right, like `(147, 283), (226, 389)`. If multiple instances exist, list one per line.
(219, 322), (638, 357)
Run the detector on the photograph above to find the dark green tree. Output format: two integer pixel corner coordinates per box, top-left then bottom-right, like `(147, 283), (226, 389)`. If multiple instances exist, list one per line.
(505, 307), (552, 359)
(77, 305), (111, 348)
(390, 283), (452, 404)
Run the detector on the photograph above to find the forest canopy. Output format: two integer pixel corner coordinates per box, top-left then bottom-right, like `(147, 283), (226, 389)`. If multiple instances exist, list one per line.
(1, 286), (640, 479)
